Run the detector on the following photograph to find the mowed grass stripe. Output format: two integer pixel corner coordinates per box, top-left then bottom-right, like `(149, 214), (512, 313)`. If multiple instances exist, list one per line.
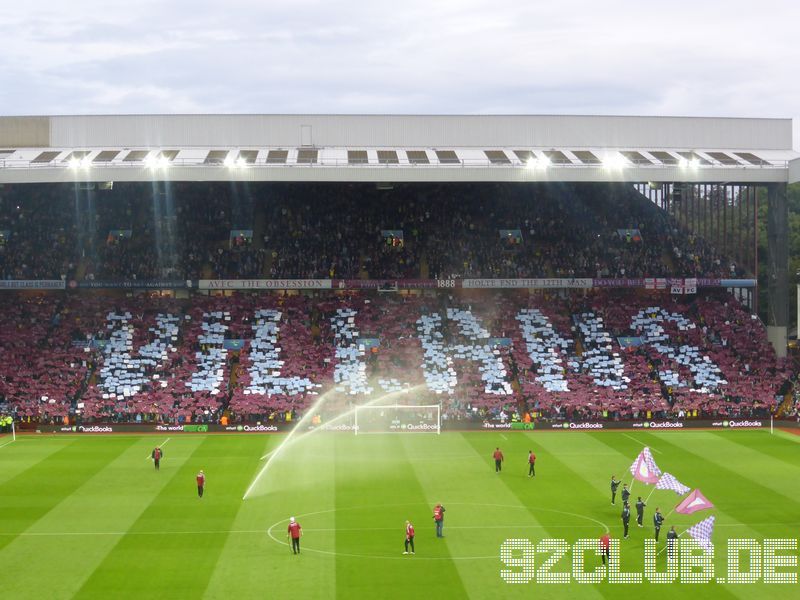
(0, 436), (137, 552)
(406, 432), (604, 600)
(527, 432), (750, 600)
(0, 436), (205, 600)
(588, 431), (754, 526)
(333, 434), (470, 600)
(774, 428), (800, 442)
(616, 431), (800, 536)
(516, 432), (654, 600)
(460, 432), (620, 600)
(202, 434), (340, 599)
(588, 430), (797, 599)
(4, 431), (798, 600)
(0, 436), (75, 486)
(401, 433), (522, 600)
(74, 436), (261, 599)
(476, 432), (629, 530)
(507, 432), (656, 599)
(708, 430), (800, 474)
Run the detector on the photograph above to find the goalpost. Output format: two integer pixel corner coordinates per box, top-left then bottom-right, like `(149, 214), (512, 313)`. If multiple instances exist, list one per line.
(354, 404), (441, 435)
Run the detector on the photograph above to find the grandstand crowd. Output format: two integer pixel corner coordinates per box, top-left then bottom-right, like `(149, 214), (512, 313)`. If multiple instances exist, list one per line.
(0, 290), (792, 427)
(1, 182), (736, 282)
(1, 181), (791, 428)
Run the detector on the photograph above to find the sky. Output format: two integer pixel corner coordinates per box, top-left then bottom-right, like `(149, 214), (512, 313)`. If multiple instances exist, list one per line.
(1, 0), (798, 148)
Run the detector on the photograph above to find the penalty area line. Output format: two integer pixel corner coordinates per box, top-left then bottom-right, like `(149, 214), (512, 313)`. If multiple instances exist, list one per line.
(144, 437), (171, 460)
(0, 439), (14, 449)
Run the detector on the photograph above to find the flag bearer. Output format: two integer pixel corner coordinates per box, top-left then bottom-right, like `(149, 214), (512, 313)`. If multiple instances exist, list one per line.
(635, 496), (646, 527)
(621, 502), (631, 539)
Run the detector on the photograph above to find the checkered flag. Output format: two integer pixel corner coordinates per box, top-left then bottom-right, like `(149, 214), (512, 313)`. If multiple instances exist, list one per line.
(642, 448), (662, 477)
(629, 447), (662, 483)
(655, 472), (690, 495)
(685, 515), (715, 551)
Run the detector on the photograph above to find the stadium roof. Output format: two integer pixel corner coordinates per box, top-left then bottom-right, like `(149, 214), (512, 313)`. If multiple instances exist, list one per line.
(0, 114), (798, 184)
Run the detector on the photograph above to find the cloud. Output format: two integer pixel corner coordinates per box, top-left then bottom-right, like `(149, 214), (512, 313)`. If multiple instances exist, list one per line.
(0, 0), (798, 148)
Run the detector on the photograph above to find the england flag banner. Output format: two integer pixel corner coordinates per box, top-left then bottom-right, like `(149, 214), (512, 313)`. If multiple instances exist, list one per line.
(675, 489), (715, 515)
(629, 447), (662, 484)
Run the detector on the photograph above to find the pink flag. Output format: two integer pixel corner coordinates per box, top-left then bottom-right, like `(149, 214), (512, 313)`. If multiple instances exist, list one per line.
(675, 489), (714, 515)
(629, 448), (661, 484)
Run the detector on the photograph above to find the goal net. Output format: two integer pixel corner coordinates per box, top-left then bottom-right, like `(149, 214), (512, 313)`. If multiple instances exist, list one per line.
(354, 404), (441, 435)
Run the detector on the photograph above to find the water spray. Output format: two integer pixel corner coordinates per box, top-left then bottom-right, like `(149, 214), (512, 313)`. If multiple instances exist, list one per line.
(242, 382), (430, 499)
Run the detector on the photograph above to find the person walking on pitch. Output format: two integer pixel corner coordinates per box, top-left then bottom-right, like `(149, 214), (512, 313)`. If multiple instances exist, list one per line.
(404, 520), (415, 554)
(653, 507), (664, 541)
(621, 483), (630, 506)
(621, 502), (631, 539)
(527, 450), (536, 477)
(433, 503), (446, 538)
(493, 447), (504, 473)
(151, 446), (163, 471)
(196, 470), (205, 498)
(600, 533), (610, 565)
(635, 496), (646, 527)
(610, 476), (620, 505)
(287, 517), (302, 555)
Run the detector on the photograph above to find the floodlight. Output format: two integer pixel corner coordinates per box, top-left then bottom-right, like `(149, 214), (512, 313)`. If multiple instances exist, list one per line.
(69, 158), (80, 170)
(525, 155), (549, 170)
(602, 153), (626, 170)
(224, 156), (235, 168)
(236, 157), (246, 167)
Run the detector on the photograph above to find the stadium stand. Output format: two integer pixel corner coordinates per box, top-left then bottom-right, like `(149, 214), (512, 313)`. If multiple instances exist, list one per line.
(0, 175), (790, 427)
(1, 182), (734, 281)
(0, 290), (791, 426)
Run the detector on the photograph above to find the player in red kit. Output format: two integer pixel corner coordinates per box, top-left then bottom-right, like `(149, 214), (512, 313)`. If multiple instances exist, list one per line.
(196, 470), (205, 498)
(600, 533), (610, 564)
(528, 450), (536, 477)
(287, 517), (302, 554)
(151, 446), (163, 471)
(493, 447), (504, 472)
(403, 520), (415, 554)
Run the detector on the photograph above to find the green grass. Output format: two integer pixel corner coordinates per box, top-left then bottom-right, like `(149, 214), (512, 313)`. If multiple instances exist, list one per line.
(1, 429), (799, 599)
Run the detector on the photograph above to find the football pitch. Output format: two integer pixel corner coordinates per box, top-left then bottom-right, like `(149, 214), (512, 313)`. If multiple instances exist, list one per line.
(1, 429), (799, 599)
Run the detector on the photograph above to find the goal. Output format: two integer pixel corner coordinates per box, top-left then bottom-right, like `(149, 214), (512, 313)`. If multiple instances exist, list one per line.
(354, 404), (441, 435)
